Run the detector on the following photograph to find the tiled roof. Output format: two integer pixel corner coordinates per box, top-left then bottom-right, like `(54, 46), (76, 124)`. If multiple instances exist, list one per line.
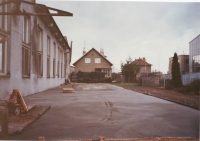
(73, 48), (113, 66)
(132, 58), (152, 66)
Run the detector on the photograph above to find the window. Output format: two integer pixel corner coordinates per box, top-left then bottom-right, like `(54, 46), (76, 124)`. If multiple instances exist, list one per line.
(0, 36), (7, 74)
(37, 27), (43, 52)
(0, 0), (8, 31)
(23, 16), (30, 44)
(102, 69), (110, 77)
(57, 47), (60, 77)
(85, 58), (91, 63)
(53, 42), (56, 77)
(47, 57), (50, 77)
(38, 53), (43, 77)
(0, 41), (2, 73)
(47, 36), (50, 56)
(37, 27), (43, 77)
(186, 59), (189, 65)
(95, 58), (101, 63)
(47, 36), (50, 78)
(193, 55), (200, 72)
(60, 50), (63, 77)
(22, 47), (30, 76)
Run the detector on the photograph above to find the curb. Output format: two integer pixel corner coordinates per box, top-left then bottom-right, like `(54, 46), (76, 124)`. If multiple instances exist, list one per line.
(9, 105), (51, 135)
(136, 91), (199, 110)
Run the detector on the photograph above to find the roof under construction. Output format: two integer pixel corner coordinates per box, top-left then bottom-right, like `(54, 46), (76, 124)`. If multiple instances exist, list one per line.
(0, 0), (73, 49)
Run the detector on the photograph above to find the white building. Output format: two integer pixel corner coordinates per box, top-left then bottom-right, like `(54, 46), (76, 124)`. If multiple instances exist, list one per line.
(0, 0), (73, 99)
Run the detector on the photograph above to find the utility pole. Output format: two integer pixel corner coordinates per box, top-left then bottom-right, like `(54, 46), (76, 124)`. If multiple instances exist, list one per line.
(164, 73), (165, 89)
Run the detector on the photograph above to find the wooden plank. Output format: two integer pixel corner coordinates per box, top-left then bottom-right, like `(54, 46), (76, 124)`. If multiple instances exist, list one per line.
(0, 108), (9, 140)
(62, 88), (74, 93)
(27, 104), (36, 112)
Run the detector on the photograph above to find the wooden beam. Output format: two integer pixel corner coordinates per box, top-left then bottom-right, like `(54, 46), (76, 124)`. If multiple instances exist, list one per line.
(0, 12), (72, 16)
(47, 23), (54, 27)
(0, 108), (9, 140)
(54, 32), (59, 36)
(58, 38), (63, 42)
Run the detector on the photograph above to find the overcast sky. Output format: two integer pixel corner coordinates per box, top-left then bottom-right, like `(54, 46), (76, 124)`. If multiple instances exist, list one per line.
(37, 0), (200, 73)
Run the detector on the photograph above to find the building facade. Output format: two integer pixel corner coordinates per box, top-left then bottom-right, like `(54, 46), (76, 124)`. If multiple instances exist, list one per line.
(168, 55), (189, 74)
(189, 34), (200, 73)
(0, 0), (72, 99)
(132, 57), (152, 79)
(73, 48), (113, 77)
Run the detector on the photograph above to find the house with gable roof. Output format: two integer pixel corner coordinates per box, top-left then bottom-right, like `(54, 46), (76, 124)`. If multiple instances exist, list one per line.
(73, 48), (113, 78)
(132, 57), (152, 80)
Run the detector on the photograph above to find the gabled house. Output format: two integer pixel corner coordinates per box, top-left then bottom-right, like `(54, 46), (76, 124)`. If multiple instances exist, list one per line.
(132, 57), (152, 79)
(73, 48), (113, 77)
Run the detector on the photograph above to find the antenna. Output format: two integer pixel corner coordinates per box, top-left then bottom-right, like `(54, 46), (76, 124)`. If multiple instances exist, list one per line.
(84, 41), (86, 47)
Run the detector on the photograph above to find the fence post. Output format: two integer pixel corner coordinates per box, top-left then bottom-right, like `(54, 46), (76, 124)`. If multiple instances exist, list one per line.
(0, 107), (9, 140)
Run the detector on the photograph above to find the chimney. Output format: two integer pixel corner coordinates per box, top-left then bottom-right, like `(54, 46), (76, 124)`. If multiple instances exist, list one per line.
(100, 48), (104, 55)
(83, 47), (86, 55)
(143, 57), (146, 62)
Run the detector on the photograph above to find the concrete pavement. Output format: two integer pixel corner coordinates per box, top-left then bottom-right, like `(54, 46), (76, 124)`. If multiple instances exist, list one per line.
(8, 83), (199, 140)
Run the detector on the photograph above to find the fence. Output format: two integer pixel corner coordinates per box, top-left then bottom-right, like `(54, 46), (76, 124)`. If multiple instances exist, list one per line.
(182, 72), (200, 85)
(142, 72), (200, 88)
(141, 76), (160, 87)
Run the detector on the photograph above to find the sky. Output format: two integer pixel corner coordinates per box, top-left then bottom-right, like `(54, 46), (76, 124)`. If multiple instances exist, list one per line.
(37, 0), (200, 73)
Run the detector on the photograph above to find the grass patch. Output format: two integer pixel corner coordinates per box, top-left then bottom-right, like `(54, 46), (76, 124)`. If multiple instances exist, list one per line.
(112, 83), (140, 87)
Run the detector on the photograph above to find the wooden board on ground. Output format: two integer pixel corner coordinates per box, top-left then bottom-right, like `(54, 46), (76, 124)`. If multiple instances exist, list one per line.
(27, 104), (36, 112)
(62, 88), (74, 93)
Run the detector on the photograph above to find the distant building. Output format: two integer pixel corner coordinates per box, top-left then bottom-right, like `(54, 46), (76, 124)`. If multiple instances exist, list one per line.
(168, 55), (189, 74)
(73, 48), (113, 77)
(132, 57), (152, 79)
(189, 34), (200, 73)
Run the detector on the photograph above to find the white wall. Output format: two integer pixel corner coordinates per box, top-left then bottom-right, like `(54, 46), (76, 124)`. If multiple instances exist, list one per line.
(0, 1), (71, 99)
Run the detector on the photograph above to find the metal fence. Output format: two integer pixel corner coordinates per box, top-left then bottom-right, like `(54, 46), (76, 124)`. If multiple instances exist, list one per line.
(142, 72), (200, 87)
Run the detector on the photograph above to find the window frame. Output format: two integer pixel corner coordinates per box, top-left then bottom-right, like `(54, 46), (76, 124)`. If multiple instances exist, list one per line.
(53, 42), (56, 78)
(37, 26), (43, 52)
(22, 46), (30, 77)
(57, 47), (60, 77)
(95, 58), (101, 63)
(47, 36), (50, 78)
(85, 58), (91, 63)
(23, 16), (30, 44)
(0, 35), (7, 75)
(37, 26), (43, 77)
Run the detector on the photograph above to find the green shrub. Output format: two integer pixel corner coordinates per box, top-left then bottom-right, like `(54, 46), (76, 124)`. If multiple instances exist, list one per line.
(175, 79), (200, 95)
(105, 77), (112, 83)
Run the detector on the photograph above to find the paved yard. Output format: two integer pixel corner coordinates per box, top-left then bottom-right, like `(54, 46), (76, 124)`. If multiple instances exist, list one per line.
(9, 84), (199, 140)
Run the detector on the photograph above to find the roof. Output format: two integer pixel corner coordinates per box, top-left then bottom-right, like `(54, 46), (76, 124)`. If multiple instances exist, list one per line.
(189, 34), (200, 43)
(73, 48), (113, 66)
(132, 58), (152, 66)
(34, 2), (72, 50)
